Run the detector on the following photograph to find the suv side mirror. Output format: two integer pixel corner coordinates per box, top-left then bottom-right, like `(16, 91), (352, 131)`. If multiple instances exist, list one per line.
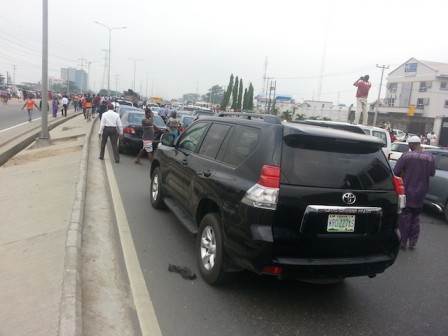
(161, 133), (175, 146)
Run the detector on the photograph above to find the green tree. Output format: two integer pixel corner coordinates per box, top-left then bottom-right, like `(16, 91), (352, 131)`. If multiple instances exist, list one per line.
(237, 78), (243, 111)
(231, 76), (239, 110)
(203, 84), (224, 105)
(247, 83), (254, 110)
(281, 110), (293, 122)
(220, 74), (234, 110)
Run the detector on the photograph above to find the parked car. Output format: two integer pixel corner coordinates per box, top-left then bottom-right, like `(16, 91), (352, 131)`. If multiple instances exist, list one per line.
(390, 141), (439, 161)
(149, 112), (404, 285)
(179, 114), (195, 133)
(422, 149), (448, 221)
(392, 129), (406, 141)
(359, 126), (392, 159)
(116, 105), (142, 117)
(118, 111), (167, 153)
(292, 120), (366, 134)
(191, 109), (214, 118)
(116, 99), (134, 107)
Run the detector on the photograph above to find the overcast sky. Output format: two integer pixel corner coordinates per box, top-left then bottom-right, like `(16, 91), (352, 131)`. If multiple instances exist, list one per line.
(1, 0), (446, 105)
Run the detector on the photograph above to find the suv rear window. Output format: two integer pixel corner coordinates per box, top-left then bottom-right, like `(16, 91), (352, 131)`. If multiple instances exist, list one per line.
(281, 135), (393, 189)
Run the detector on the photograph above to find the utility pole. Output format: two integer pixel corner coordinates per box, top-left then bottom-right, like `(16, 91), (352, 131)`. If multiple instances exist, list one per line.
(114, 73), (120, 96)
(128, 58), (143, 91)
(12, 65), (17, 84)
(373, 64), (389, 127)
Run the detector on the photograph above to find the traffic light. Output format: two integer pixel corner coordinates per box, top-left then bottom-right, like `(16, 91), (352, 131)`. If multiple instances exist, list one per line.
(408, 104), (415, 116)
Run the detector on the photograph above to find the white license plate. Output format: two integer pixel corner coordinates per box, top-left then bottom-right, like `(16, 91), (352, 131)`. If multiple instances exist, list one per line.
(327, 214), (355, 232)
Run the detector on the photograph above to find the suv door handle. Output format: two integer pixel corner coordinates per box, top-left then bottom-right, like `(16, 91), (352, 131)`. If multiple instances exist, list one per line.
(180, 159), (188, 166)
(199, 170), (212, 177)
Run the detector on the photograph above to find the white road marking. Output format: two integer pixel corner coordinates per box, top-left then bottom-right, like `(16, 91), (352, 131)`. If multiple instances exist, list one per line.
(104, 153), (163, 336)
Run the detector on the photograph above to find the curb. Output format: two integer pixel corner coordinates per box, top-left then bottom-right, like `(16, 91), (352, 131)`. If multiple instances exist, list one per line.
(0, 112), (83, 167)
(58, 115), (95, 336)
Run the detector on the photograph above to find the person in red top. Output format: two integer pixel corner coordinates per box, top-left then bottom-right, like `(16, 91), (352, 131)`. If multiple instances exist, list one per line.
(353, 75), (371, 126)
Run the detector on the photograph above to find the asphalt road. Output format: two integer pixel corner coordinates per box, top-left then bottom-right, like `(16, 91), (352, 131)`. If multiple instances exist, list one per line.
(111, 150), (448, 336)
(0, 99), (43, 129)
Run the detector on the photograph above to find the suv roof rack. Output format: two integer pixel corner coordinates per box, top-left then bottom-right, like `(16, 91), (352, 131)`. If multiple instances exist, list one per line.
(216, 112), (282, 124)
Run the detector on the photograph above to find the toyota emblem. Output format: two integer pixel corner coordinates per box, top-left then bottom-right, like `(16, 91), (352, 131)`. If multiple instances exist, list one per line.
(342, 193), (356, 205)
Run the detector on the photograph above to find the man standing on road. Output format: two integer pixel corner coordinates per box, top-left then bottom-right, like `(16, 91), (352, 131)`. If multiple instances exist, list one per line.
(21, 96), (40, 122)
(353, 75), (372, 126)
(393, 135), (435, 250)
(61, 95), (69, 117)
(98, 104), (123, 163)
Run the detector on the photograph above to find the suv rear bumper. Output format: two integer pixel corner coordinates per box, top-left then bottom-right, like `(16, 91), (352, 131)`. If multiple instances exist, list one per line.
(271, 253), (398, 279)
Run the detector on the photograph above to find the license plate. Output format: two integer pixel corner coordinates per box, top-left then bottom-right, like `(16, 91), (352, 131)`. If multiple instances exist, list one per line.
(327, 214), (355, 232)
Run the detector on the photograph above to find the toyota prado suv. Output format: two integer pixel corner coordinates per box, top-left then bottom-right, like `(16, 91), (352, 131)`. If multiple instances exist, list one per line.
(150, 113), (405, 285)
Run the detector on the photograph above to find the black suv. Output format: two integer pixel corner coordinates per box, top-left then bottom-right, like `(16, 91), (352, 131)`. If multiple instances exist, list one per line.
(150, 113), (405, 285)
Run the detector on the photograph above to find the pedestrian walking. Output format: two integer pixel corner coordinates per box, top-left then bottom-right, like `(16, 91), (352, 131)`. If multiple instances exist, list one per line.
(430, 132), (437, 146)
(61, 95), (69, 117)
(52, 96), (59, 118)
(21, 96), (40, 122)
(393, 135), (435, 250)
(353, 75), (372, 126)
(134, 108), (164, 164)
(98, 100), (107, 120)
(85, 94), (93, 121)
(98, 104), (123, 163)
(166, 110), (181, 137)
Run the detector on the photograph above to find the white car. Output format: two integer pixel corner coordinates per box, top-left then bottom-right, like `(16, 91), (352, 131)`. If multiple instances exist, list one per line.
(392, 129), (406, 141)
(390, 141), (439, 161)
(359, 126), (392, 159)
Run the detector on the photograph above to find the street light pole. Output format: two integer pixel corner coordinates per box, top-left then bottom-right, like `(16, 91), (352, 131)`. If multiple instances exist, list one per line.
(37, 0), (50, 146)
(94, 21), (126, 96)
(128, 58), (143, 92)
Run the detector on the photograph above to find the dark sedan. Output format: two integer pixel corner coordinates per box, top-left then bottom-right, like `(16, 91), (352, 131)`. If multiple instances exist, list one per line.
(118, 111), (167, 153)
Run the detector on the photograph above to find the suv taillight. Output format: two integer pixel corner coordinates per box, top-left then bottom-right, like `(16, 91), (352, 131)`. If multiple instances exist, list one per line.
(242, 165), (280, 210)
(393, 176), (406, 212)
(258, 165), (280, 188)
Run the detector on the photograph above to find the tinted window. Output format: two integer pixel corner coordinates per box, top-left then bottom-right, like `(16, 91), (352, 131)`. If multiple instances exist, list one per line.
(198, 124), (231, 159)
(371, 130), (387, 145)
(177, 122), (208, 152)
(391, 143), (409, 153)
(436, 155), (448, 172)
(222, 125), (260, 166)
(152, 115), (166, 128)
(128, 113), (144, 124)
(281, 135), (393, 189)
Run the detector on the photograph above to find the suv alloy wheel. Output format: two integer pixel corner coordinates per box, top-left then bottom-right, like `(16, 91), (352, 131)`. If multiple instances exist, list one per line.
(197, 213), (234, 285)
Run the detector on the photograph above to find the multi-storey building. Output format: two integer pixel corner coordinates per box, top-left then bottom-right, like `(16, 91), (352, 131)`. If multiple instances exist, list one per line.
(372, 57), (448, 144)
(61, 67), (88, 93)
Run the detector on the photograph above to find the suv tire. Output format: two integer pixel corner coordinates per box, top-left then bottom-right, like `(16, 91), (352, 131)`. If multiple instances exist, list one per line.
(150, 167), (166, 209)
(197, 213), (234, 285)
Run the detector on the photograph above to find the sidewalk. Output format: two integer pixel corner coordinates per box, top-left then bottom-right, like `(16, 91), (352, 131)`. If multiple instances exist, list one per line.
(0, 112), (92, 336)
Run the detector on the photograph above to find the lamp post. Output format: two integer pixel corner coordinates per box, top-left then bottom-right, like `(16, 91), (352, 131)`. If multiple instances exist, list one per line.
(128, 58), (143, 92)
(94, 21), (126, 96)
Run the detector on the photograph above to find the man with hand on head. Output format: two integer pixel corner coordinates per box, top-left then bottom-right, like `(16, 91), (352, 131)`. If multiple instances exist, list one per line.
(353, 75), (372, 125)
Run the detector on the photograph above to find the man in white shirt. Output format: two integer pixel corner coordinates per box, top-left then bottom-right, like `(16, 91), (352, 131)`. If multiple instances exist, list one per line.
(61, 96), (69, 117)
(98, 104), (124, 163)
